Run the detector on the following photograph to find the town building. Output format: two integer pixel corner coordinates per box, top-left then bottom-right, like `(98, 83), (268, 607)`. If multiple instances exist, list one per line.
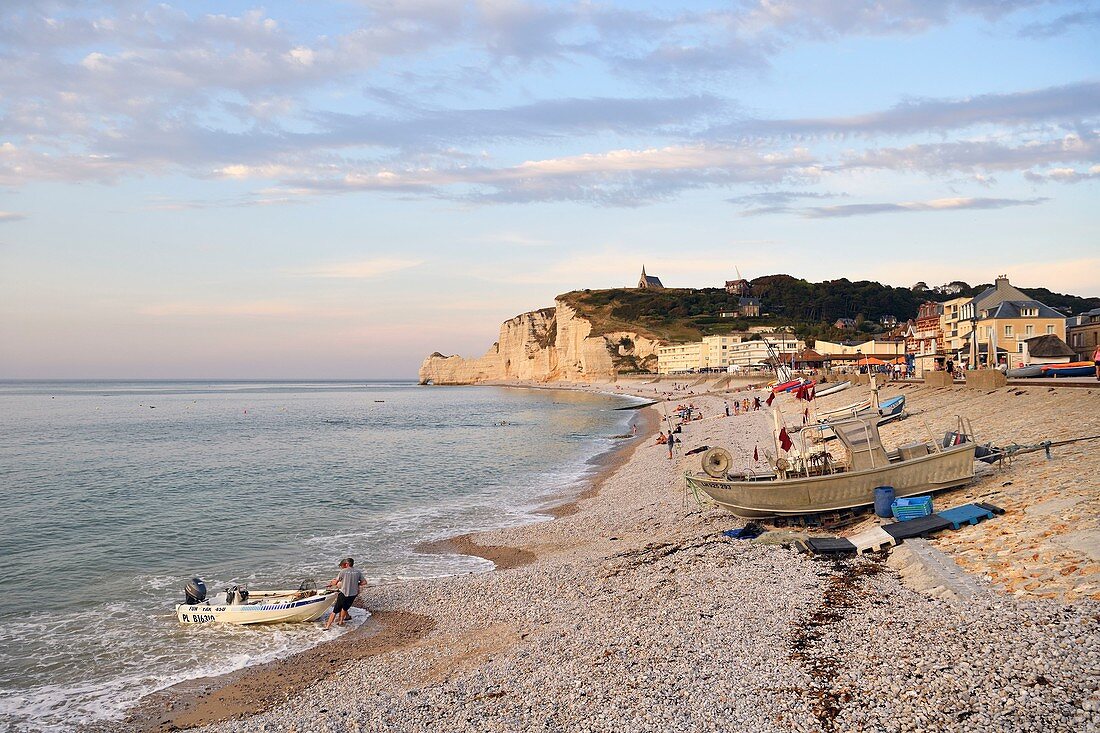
(974, 300), (1065, 365)
(1067, 308), (1100, 362)
(939, 296), (973, 356)
(905, 301), (945, 376)
(656, 342), (702, 373)
(1021, 334), (1075, 366)
(879, 315), (898, 327)
(725, 278), (750, 296)
(834, 318), (857, 330)
(657, 333), (803, 373)
(738, 297), (761, 317)
(958, 275), (1065, 367)
(717, 297), (761, 319)
(637, 265), (664, 289)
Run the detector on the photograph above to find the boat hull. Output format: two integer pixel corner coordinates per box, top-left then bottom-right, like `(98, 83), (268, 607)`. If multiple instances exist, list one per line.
(685, 442), (976, 518)
(1041, 364), (1095, 377)
(814, 396), (905, 441)
(1007, 366), (1043, 378)
(814, 381), (851, 397)
(176, 590), (337, 625)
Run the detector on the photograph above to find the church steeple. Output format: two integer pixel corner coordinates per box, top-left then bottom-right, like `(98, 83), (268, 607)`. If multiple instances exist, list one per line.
(637, 264), (663, 290)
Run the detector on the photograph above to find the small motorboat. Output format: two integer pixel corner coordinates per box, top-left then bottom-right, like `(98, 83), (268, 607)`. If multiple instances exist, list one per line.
(1007, 365), (1043, 378)
(814, 380), (851, 398)
(816, 398), (872, 421)
(1040, 362), (1096, 378)
(813, 395), (906, 441)
(771, 379), (803, 393)
(176, 578), (338, 625)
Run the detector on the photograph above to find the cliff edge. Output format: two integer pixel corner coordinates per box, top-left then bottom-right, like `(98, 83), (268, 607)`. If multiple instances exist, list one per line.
(418, 301), (661, 384)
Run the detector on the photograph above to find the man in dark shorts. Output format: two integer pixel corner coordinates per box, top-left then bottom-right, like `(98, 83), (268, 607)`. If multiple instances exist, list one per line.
(325, 557), (366, 629)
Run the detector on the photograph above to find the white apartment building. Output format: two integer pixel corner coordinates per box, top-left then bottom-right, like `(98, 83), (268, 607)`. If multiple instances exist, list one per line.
(657, 333), (803, 373)
(657, 342), (704, 374)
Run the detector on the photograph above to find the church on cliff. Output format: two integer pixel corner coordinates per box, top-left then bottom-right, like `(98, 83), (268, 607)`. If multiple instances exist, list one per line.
(637, 266), (664, 289)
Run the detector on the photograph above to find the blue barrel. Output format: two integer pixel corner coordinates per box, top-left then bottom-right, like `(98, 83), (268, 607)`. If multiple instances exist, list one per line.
(874, 486), (896, 518)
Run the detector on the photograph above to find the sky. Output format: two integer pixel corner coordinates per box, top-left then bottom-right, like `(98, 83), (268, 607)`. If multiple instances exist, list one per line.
(0, 0), (1098, 379)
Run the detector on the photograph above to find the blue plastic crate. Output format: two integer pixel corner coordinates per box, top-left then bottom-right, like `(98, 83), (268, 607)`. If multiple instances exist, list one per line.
(891, 495), (933, 521)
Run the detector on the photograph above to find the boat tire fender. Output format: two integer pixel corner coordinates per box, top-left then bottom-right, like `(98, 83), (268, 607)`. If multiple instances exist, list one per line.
(702, 448), (733, 478)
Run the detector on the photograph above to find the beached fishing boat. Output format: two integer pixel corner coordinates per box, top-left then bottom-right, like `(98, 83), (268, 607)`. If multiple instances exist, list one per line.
(176, 579), (337, 625)
(1007, 365), (1044, 378)
(685, 416), (977, 518)
(814, 380), (851, 397)
(1041, 362), (1095, 377)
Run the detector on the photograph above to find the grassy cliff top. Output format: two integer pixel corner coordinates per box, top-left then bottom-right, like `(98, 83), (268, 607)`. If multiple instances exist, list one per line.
(557, 288), (768, 342)
(557, 275), (1100, 345)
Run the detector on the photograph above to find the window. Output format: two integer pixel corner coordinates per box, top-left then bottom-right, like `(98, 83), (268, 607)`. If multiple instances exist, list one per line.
(1004, 325), (1013, 337)
(1018, 343), (1025, 353)
(1046, 325), (1055, 335)
(1025, 325), (1033, 336)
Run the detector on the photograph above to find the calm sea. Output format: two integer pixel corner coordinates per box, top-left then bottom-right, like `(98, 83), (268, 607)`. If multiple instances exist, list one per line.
(0, 381), (642, 732)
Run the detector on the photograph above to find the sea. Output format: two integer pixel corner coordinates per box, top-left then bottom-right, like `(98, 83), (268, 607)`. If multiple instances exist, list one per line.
(0, 380), (644, 732)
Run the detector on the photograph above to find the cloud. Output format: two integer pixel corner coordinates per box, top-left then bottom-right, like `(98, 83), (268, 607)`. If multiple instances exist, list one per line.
(1024, 165), (1100, 183)
(295, 258), (425, 278)
(311, 94), (724, 150)
(0, 1), (1092, 208)
(255, 144), (821, 206)
(723, 81), (1100, 138)
(802, 196), (1047, 218)
(0, 211), (27, 223)
(1018, 10), (1100, 38)
(840, 132), (1100, 174)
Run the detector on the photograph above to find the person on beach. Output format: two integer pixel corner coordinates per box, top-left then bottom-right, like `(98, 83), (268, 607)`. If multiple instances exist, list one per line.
(1094, 344), (1100, 381)
(325, 558), (366, 629)
(656, 431), (667, 444)
(724, 401), (730, 417)
(667, 434), (676, 459)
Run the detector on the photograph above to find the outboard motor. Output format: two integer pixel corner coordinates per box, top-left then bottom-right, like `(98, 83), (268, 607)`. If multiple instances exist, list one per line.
(184, 578), (207, 605)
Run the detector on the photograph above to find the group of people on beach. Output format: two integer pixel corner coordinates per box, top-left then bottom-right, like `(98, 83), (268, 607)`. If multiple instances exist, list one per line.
(724, 397), (762, 416)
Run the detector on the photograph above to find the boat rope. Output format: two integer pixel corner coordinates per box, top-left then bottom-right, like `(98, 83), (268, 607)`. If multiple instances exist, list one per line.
(1047, 434), (1100, 448)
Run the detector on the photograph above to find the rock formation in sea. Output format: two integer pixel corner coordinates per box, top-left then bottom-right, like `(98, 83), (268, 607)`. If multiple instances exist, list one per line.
(418, 301), (661, 384)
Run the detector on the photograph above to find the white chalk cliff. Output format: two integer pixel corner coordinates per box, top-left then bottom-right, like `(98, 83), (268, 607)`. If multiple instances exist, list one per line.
(418, 301), (661, 384)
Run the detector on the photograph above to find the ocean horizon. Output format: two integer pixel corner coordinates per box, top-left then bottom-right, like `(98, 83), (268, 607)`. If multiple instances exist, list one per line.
(0, 380), (644, 732)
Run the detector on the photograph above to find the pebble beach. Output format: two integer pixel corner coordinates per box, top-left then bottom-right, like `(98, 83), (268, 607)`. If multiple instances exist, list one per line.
(121, 378), (1100, 733)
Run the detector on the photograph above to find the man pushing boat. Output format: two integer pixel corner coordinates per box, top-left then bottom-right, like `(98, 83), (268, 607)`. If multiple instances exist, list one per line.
(325, 557), (366, 629)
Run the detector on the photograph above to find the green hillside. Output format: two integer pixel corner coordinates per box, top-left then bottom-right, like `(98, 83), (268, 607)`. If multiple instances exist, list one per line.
(558, 275), (1099, 345)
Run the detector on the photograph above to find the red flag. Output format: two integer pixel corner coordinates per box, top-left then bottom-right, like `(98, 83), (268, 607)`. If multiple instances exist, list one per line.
(806, 386), (815, 402)
(753, 446), (759, 461)
(765, 391), (775, 406)
(779, 427), (793, 452)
